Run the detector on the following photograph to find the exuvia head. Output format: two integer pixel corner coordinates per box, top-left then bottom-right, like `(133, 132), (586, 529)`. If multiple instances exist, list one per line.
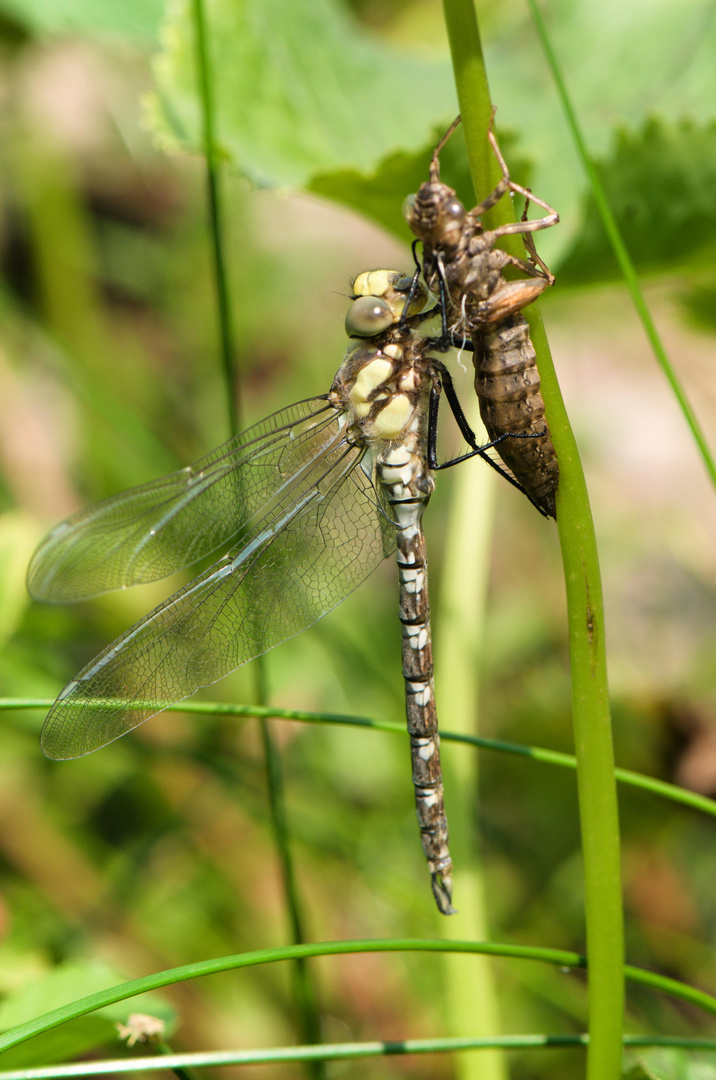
(403, 188), (466, 249)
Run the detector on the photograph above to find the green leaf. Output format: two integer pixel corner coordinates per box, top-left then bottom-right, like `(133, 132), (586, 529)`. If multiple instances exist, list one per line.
(483, 0), (716, 252)
(0, 960), (175, 1068)
(145, 0), (456, 188)
(0, 0), (164, 40)
(309, 125), (531, 243)
(557, 119), (716, 284)
(307, 131), (467, 244)
(625, 1049), (716, 1080)
(146, 0), (716, 277)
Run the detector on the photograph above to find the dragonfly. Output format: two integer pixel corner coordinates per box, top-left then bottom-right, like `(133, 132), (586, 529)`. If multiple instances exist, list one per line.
(27, 269), (521, 914)
(404, 114), (561, 518)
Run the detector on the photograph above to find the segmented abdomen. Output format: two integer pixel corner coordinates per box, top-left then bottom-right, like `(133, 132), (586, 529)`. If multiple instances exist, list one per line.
(377, 441), (454, 916)
(474, 313), (559, 518)
(396, 523), (453, 915)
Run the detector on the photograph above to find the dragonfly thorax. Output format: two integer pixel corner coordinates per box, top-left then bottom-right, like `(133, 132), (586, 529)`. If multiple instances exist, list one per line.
(333, 340), (429, 443)
(336, 269), (435, 445)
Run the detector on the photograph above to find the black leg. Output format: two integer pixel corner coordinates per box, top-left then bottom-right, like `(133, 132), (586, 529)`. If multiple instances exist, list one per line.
(428, 362), (551, 518)
(431, 361), (480, 449)
(399, 260), (427, 327)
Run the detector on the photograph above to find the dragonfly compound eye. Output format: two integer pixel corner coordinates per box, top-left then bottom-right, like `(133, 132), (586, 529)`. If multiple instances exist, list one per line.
(345, 295), (394, 338)
(402, 193), (417, 219)
(438, 198), (466, 246)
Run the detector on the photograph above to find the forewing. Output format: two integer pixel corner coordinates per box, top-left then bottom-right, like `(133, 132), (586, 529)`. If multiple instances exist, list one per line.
(27, 398), (336, 602)
(41, 433), (398, 759)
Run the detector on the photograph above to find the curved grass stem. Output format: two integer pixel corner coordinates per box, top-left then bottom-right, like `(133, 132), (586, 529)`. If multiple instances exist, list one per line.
(7, 700), (714, 819)
(3, 939), (716, 1057)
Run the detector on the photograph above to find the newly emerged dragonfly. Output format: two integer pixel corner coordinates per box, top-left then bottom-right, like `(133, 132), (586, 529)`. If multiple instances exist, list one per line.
(28, 269), (518, 914)
(405, 115), (560, 517)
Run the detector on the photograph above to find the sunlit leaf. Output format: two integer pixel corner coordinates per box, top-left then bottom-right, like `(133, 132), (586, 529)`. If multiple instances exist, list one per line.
(146, 0), (716, 278)
(0, 0), (163, 39)
(484, 0), (716, 250)
(145, 0), (456, 188)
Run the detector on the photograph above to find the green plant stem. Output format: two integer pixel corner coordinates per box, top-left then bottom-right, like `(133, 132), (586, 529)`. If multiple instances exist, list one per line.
(432, 14), (506, 1079)
(4, 939), (716, 1056)
(253, 616), (323, 1067)
(436, 394), (505, 1080)
(258, 715), (324, 1062)
(6, 700), (716, 819)
(527, 0), (716, 491)
(153, 1041), (201, 1080)
(190, 4), (323, 1070)
(441, 1), (624, 1075)
(191, 0), (237, 436)
(5, 1034), (716, 1078)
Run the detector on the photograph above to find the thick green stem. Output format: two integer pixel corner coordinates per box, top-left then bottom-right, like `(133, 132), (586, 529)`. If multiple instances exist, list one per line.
(428, 17), (505, 1080)
(441, 1), (624, 1076)
(436, 395), (505, 1080)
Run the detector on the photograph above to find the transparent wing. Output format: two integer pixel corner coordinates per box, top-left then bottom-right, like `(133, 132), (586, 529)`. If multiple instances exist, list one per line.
(41, 425), (397, 759)
(27, 398), (337, 603)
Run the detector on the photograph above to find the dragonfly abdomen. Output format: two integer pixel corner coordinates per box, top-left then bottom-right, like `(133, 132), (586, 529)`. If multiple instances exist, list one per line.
(398, 540), (453, 916)
(475, 313), (558, 518)
(378, 438), (454, 916)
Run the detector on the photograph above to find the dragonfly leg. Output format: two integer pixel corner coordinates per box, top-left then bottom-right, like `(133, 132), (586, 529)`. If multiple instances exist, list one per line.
(483, 110), (559, 234)
(427, 363), (551, 517)
(429, 114), (463, 182)
(519, 198), (555, 283)
(398, 258), (427, 329)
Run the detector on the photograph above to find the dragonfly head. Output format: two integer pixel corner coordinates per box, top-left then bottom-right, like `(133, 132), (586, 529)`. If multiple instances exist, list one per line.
(345, 270), (427, 338)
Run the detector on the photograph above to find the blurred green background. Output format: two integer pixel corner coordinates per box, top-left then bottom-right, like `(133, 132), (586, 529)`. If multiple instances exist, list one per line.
(1, 0), (716, 1077)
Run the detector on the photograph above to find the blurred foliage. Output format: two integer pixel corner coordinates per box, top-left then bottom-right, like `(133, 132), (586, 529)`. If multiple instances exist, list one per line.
(558, 120), (716, 285)
(0, 0), (715, 1078)
(0, 958), (175, 1067)
(625, 1048), (716, 1079)
(146, 0), (716, 270)
(309, 129), (531, 247)
(0, 0), (163, 41)
(145, 0), (455, 187)
(678, 281), (716, 334)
